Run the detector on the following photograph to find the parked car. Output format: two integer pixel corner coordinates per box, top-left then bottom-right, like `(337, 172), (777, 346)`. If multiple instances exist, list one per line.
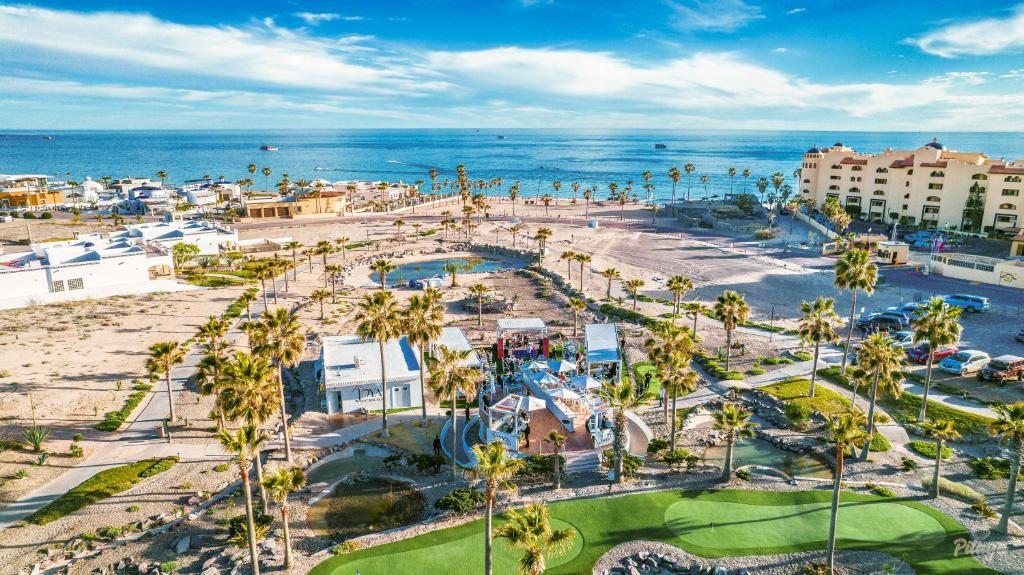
(907, 343), (959, 364)
(939, 350), (991, 375)
(943, 294), (990, 313)
(856, 313), (909, 333)
(903, 230), (940, 243)
(978, 355), (1024, 383)
(886, 301), (927, 317)
(888, 330), (915, 349)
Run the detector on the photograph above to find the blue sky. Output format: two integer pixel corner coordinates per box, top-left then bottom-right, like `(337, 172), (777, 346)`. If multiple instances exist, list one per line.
(2, 1), (1024, 130)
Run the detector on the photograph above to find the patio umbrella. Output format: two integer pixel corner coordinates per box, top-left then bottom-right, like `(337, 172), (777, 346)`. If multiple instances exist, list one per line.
(516, 395), (548, 412)
(549, 387), (582, 400)
(524, 360), (549, 371)
(569, 375), (602, 390)
(530, 371), (561, 386)
(549, 360), (577, 373)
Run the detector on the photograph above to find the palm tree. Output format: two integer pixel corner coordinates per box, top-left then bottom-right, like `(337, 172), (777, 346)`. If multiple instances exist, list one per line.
(668, 167), (681, 204)
(680, 301), (706, 338)
(495, 502), (576, 575)
(582, 187), (593, 218)
(253, 262), (274, 313)
(918, 419), (959, 499)
(823, 411), (867, 571)
(468, 283), (489, 326)
(713, 290), (749, 371)
(321, 264), (340, 303)
(509, 181), (520, 216)
(429, 346), (478, 480)
(567, 297), (586, 337)
(541, 193), (553, 216)
(334, 236), (351, 260)
(683, 163), (696, 201)
(355, 291), (403, 437)
(508, 224), (526, 250)
(146, 341), (185, 422)
(263, 466), (305, 569)
(665, 274), (693, 317)
(623, 278), (645, 311)
(742, 168), (751, 194)
(600, 379), (646, 483)
(544, 430), (567, 490)
(221, 351), (277, 512)
(443, 261), (463, 288)
(642, 170), (654, 203)
(665, 365), (699, 450)
(699, 175), (709, 199)
(255, 308), (304, 463)
(990, 402), (1024, 534)
(533, 227), (552, 261)
(283, 241), (302, 281)
(834, 249), (878, 374)
(911, 296), (962, 420)
(470, 441), (524, 575)
(156, 170), (168, 188)
(727, 167), (737, 195)
(854, 333), (904, 461)
(261, 167), (271, 192)
(771, 172), (785, 210)
(403, 294), (444, 423)
(713, 403), (757, 482)
(310, 287), (330, 320)
(559, 250), (577, 282)
(798, 297), (842, 397)
(645, 322), (694, 424)
(216, 426), (267, 575)
(599, 267), (621, 300)
(369, 258), (396, 291)
(572, 253), (591, 292)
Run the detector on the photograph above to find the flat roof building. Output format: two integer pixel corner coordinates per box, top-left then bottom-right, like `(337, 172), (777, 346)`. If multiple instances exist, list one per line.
(318, 335), (422, 414)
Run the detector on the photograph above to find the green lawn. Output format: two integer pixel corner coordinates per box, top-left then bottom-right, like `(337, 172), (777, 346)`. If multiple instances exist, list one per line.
(311, 489), (994, 575)
(632, 362), (661, 398)
(760, 377), (855, 416)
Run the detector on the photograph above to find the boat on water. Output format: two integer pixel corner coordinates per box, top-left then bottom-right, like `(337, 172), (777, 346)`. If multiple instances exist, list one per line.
(654, 143), (667, 149)
(497, 135), (507, 140)
(260, 145), (279, 151)
(42, 136), (54, 140)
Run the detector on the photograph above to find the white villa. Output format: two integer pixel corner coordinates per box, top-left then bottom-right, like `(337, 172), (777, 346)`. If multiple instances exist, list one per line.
(78, 219), (238, 256)
(318, 335), (423, 415)
(0, 236), (182, 309)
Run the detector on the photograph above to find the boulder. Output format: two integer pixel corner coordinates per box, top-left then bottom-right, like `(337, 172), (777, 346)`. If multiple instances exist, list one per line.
(713, 567), (728, 575)
(173, 536), (191, 555)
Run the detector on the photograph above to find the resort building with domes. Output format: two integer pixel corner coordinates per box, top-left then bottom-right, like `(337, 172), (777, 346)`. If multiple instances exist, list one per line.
(799, 139), (1024, 233)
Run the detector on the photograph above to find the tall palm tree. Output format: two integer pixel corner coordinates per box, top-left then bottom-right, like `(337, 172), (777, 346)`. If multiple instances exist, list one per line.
(798, 297), (842, 397)
(911, 297), (962, 420)
(355, 291), (403, 437)
(221, 351), (277, 512)
(195, 348), (229, 428)
(853, 334), (904, 461)
(283, 241), (302, 281)
(471, 441), (525, 575)
(323, 264), (341, 303)
(990, 402), (1024, 534)
(156, 170), (168, 188)
(403, 294), (444, 423)
(583, 187), (593, 218)
(600, 379), (647, 483)
(247, 163), (257, 190)
(712, 403), (757, 482)
(534, 228), (552, 261)
(495, 502), (576, 575)
(918, 418), (959, 499)
(623, 278), (645, 311)
(261, 167), (271, 192)
(559, 250), (577, 282)
(699, 175), (709, 199)
(468, 283), (489, 326)
(756, 177), (769, 205)
(567, 297), (586, 337)
(544, 430), (567, 490)
(572, 253), (591, 292)
(146, 341), (185, 422)
(642, 170), (654, 203)
(253, 262), (274, 313)
(311, 288), (331, 319)
(824, 411), (867, 572)
(263, 466), (305, 569)
(369, 258), (396, 291)
(681, 163), (696, 202)
(742, 168), (751, 194)
(598, 266), (618, 296)
(713, 290), (749, 371)
(255, 308), (304, 463)
(508, 224), (526, 250)
(834, 249), (878, 374)
(509, 181), (520, 216)
(680, 301), (707, 338)
(665, 365), (699, 450)
(541, 193), (553, 216)
(216, 426), (267, 575)
(429, 346), (478, 480)
(334, 236), (351, 260)
(665, 275), (693, 317)
(727, 167), (737, 195)
(668, 166), (681, 204)
(645, 322), (694, 424)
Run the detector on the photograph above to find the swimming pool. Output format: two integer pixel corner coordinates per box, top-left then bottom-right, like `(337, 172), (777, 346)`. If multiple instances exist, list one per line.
(703, 438), (832, 478)
(370, 257), (509, 287)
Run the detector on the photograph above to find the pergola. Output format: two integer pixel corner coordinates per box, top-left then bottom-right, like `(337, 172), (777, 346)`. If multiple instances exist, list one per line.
(496, 317), (549, 360)
(585, 323), (621, 383)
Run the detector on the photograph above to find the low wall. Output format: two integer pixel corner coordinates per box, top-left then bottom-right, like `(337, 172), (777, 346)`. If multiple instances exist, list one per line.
(794, 210), (838, 241)
(0, 279), (195, 310)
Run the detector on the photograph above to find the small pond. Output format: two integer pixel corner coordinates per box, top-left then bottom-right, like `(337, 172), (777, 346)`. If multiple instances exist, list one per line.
(704, 438), (832, 479)
(370, 257), (511, 287)
(307, 477), (427, 539)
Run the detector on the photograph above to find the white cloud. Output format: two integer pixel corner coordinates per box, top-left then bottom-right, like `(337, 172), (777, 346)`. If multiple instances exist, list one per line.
(908, 5), (1024, 57)
(786, 7), (805, 15)
(773, 47), (788, 53)
(1002, 69), (1024, 78)
(520, 0), (554, 6)
(293, 12), (340, 25)
(667, 0), (764, 32)
(923, 71), (990, 85)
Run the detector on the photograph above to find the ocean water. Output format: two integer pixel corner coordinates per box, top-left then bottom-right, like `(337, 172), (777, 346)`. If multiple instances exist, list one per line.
(2, 129), (1022, 201)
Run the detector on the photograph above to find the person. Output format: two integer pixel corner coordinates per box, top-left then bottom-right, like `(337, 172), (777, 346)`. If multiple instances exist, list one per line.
(523, 423), (531, 448)
(644, 371), (653, 392)
(658, 387), (665, 408)
(433, 435), (442, 456)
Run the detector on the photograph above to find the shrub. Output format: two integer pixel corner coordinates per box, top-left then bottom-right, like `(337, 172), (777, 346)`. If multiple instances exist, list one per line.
(516, 454), (564, 479)
(159, 561), (177, 574)
(213, 463), (231, 473)
(785, 403), (811, 427)
(602, 449), (643, 478)
(331, 540), (361, 555)
(746, 368), (766, 376)
(598, 303), (652, 326)
(22, 426), (50, 452)
(8, 211), (18, 218)
(69, 444), (84, 458)
(921, 476), (984, 504)
(72, 433), (84, 442)
(22, 212), (36, 219)
(646, 438), (670, 454)
(96, 390), (149, 432)
(662, 448), (699, 473)
(433, 487), (485, 513)
(39, 212), (53, 220)
(907, 441), (953, 460)
(97, 525), (123, 539)
(735, 469), (753, 481)
(126, 504), (141, 512)
(14, 469), (28, 479)
(791, 351), (813, 362)
(968, 457), (1022, 480)
(972, 501), (998, 519)
(852, 433), (892, 453)
(865, 483), (896, 497)
(227, 513), (273, 547)
(406, 453), (446, 474)
(0, 439), (22, 451)
(901, 457), (918, 471)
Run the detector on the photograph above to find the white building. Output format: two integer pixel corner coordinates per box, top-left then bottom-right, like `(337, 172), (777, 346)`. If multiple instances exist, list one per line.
(0, 237), (184, 309)
(182, 178), (241, 206)
(800, 139), (1024, 233)
(79, 219), (238, 256)
(318, 335), (422, 414)
(63, 177), (104, 205)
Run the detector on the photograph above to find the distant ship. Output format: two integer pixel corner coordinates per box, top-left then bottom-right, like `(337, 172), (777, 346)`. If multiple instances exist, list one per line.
(42, 136), (54, 140)
(260, 145), (279, 151)
(654, 143), (667, 149)
(497, 135), (507, 140)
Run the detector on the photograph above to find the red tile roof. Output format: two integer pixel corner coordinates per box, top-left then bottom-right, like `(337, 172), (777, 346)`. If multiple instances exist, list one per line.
(840, 157), (868, 165)
(890, 155), (915, 168)
(989, 164), (1024, 175)
(920, 161), (948, 168)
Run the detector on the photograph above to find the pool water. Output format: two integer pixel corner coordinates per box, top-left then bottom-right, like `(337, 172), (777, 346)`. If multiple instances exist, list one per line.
(370, 257), (508, 287)
(307, 478), (427, 539)
(703, 438), (832, 479)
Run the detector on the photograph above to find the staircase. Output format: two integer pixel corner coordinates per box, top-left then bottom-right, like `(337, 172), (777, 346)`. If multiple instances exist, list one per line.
(563, 450), (601, 475)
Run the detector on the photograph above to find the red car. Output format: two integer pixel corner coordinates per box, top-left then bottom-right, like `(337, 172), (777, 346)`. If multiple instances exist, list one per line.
(907, 343), (958, 364)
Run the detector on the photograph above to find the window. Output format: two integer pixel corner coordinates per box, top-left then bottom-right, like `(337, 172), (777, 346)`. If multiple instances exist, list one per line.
(831, 164), (842, 170)
(876, 167), (888, 173)
(873, 190), (885, 196)
(874, 178), (887, 184)
(830, 175), (841, 180)
(803, 179), (810, 183)
(826, 193), (839, 201)
(1000, 203), (1017, 210)
(870, 199), (885, 208)
(972, 174), (988, 180)
(849, 187), (861, 193)
(1006, 176), (1022, 183)
(828, 185), (839, 190)
(907, 169), (914, 175)
(924, 206), (940, 214)
(68, 278), (85, 290)
(1003, 189), (1020, 196)
(926, 196), (941, 202)
(928, 183), (943, 190)
(50, 280), (65, 292)
(902, 204), (909, 210)
(852, 166), (863, 172)
(930, 171), (945, 178)
(802, 189), (810, 194)
(904, 193), (910, 199)
(846, 196), (861, 205)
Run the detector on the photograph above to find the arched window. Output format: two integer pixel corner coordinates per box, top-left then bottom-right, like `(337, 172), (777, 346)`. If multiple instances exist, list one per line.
(1000, 203), (1016, 210)
(972, 174), (988, 180)
(851, 166), (863, 171)
(831, 164), (842, 170)
(1006, 175), (1022, 183)
(875, 167), (888, 173)
(873, 190), (885, 196)
(926, 196), (941, 202)
(828, 185), (839, 190)
(803, 179), (810, 183)
(930, 171), (945, 177)
(849, 187), (861, 193)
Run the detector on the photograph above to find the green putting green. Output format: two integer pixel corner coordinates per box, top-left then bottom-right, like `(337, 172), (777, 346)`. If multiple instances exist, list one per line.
(311, 489), (997, 575)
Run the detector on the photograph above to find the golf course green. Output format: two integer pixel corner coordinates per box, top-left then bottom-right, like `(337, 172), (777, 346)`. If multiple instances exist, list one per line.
(310, 489), (998, 575)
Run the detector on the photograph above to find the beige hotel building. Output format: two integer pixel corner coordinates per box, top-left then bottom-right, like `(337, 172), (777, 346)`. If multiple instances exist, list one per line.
(800, 139), (1024, 233)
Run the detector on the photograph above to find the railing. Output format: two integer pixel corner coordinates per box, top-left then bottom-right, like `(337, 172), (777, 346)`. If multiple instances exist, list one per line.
(522, 377), (576, 433)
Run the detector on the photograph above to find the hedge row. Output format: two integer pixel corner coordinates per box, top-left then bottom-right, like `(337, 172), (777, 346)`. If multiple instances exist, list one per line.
(96, 382), (153, 432)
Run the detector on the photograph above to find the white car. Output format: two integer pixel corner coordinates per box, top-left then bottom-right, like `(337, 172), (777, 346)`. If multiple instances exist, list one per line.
(939, 350), (991, 376)
(888, 331), (915, 350)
